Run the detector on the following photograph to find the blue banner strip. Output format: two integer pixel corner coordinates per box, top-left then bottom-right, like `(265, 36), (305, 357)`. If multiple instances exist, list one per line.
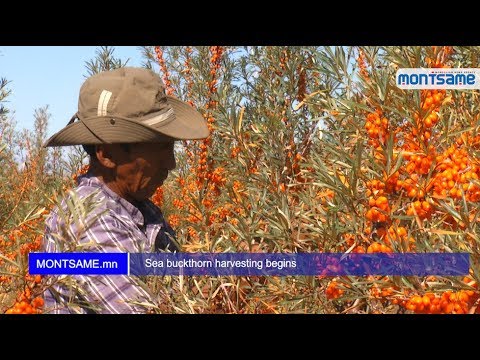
(130, 253), (469, 276)
(29, 253), (128, 275)
(29, 253), (469, 276)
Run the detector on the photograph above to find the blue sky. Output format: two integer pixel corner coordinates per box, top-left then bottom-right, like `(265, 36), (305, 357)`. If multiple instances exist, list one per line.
(0, 46), (147, 137)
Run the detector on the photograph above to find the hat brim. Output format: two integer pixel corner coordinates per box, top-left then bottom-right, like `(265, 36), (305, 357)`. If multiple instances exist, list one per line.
(44, 96), (209, 147)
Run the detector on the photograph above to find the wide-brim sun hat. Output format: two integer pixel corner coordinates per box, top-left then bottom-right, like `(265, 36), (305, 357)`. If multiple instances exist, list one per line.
(44, 67), (209, 147)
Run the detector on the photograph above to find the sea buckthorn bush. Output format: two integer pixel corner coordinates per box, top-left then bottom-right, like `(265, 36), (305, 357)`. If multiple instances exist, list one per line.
(2, 46), (480, 314)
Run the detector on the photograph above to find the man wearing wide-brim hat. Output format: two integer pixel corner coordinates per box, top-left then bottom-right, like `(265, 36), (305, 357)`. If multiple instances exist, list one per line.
(42, 67), (209, 314)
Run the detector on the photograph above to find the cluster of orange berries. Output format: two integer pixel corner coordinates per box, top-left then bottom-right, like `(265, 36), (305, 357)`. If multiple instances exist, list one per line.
(172, 198), (185, 209)
(465, 133), (480, 149)
(393, 160), (435, 220)
(72, 164), (89, 182)
(352, 245), (367, 253)
(367, 224), (415, 251)
(404, 151), (435, 176)
(176, 177), (186, 187)
(0, 231), (17, 253)
(405, 90), (446, 143)
(184, 148), (195, 171)
(296, 64), (307, 102)
(384, 225), (408, 242)
(167, 214), (180, 228)
(208, 46), (224, 94)
(357, 49), (369, 80)
(382, 171), (400, 194)
(325, 280), (344, 300)
(413, 110), (439, 135)
(420, 90), (445, 112)
(231, 180), (248, 205)
(401, 291), (472, 314)
(186, 205), (203, 225)
(205, 115), (215, 133)
(206, 167), (226, 189)
(364, 178), (398, 250)
(164, 170), (240, 239)
(316, 189), (335, 206)
(392, 88), (445, 214)
(196, 48), (223, 182)
(197, 141), (210, 180)
(232, 180), (243, 193)
(275, 49), (289, 76)
(405, 199), (433, 220)
(365, 179), (390, 219)
(183, 46), (194, 106)
(206, 203), (243, 227)
(230, 146), (241, 159)
(366, 242), (392, 253)
(154, 46), (174, 95)
(205, 99), (218, 110)
(0, 223), (45, 284)
(364, 110), (389, 148)
(289, 152), (304, 182)
(19, 234), (41, 255)
(432, 143), (480, 202)
(366, 276), (480, 314)
(395, 175), (422, 198)
(400, 289), (478, 314)
(5, 296), (44, 314)
(396, 172), (433, 221)
(183, 46), (192, 75)
(280, 98), (292, 125)
(5, 279), (44, 314)
(202, 197), (214, 209)
(186, 226), (197, 240)
(365, 195), (390, 223)
(339, 233), (368, 253)
(151, 186), (164, 208)
(63, 164), (90, 193)
(370, 281), (396, 298)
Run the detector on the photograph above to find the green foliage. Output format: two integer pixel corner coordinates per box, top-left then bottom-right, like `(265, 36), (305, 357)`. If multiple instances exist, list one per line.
(0, 77), (11, 117)
(84, 46), (130, 76)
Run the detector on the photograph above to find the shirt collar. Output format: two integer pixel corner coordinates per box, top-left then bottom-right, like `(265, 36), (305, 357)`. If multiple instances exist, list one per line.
(77, 173), (146, 227)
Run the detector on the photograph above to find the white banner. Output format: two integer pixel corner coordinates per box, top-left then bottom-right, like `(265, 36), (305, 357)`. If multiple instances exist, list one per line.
(396, 68), (480, 89)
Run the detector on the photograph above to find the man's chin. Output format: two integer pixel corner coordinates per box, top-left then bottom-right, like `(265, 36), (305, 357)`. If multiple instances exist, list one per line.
(148, 182), (164, 197)
(131, 185), (162, 202)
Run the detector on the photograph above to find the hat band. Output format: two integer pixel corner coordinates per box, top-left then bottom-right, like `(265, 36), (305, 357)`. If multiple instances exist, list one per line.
(143, 108), (175, 126)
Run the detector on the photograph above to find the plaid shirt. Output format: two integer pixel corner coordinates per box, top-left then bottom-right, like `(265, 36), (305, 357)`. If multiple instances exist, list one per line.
(43, 174), (177, 314)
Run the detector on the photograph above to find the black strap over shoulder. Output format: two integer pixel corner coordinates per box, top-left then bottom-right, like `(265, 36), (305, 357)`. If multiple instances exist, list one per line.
(134, 200), (180, 253)
(154, 229), (180, 252)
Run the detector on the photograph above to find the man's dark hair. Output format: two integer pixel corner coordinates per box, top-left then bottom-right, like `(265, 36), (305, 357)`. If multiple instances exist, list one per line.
(82, 144), (96, 157)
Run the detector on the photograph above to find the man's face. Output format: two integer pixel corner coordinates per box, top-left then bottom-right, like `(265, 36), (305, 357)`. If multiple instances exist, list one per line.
(109, 142), (176, 202)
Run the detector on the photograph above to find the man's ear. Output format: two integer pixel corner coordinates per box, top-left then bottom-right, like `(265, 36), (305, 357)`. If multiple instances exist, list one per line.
(95, 144), (116, 168)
